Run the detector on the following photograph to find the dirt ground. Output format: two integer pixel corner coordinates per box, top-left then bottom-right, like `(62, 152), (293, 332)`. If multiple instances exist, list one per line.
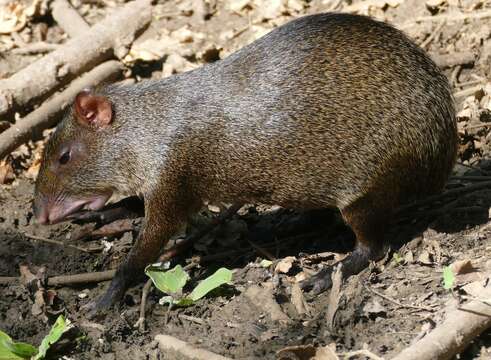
(1, 0), (491, 359)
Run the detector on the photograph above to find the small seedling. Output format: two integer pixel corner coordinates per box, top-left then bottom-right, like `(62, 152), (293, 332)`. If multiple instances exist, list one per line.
(259, 259), (273, 268)
(145, 265), (233, 307)
(0, 315), (70, 360)
(443, 266), (455, 290)
(392, 252), (404, 266)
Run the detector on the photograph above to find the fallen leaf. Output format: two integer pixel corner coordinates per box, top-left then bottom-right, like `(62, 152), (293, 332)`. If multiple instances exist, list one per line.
(0, 159), (14, 184)
(450, 259), (477, 275)
(275, 256), (296, 274)
(276, 344), (316, 360)
(418, 250), (433, 265)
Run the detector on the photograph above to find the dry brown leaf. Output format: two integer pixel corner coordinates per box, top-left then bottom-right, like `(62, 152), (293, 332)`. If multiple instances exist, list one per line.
(0, 0), (47, 34)
(276, 344), (338, 360)
(450, 259), (478, 275)
(276, 344), (316, 360)
(0, 159), (14, 184)
(275, 256), (296, 273)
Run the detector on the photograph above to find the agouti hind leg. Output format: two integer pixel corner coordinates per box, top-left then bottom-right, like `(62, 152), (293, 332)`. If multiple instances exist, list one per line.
(301, 193), (392, 294)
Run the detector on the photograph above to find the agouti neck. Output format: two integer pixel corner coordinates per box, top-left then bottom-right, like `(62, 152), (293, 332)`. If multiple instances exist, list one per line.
(106, 63), (226, 197)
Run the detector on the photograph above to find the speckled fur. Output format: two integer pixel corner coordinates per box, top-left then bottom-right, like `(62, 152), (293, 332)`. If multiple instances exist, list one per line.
(35, 13), (457, 307)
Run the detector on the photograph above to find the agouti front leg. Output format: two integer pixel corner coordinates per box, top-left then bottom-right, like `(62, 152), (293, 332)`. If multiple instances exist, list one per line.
(301, 193), (392, 294)
(87, 191), (187, 314)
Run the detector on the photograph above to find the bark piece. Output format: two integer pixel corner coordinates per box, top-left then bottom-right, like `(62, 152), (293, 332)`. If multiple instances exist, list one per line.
(0, 0), (151, 119)
(0, 60), (123, 159)
(51, 0), (90, 38)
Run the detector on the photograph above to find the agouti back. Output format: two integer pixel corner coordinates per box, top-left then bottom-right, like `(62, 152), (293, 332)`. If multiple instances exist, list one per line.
(33, 13), (457, 310)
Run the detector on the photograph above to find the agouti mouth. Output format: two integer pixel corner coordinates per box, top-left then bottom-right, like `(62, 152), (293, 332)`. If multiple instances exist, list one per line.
(35, 193), (112, 225)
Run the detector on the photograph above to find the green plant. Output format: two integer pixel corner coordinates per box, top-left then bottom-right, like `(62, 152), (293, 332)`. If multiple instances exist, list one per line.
(0, 315), (70, 360)
(145, 265), (233, 307)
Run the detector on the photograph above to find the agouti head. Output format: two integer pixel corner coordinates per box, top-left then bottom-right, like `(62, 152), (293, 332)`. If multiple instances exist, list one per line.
(33, 90), (116, 224)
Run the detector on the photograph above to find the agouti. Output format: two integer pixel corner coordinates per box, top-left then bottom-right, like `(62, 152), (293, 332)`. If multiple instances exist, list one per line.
(33, 13), (457, 312)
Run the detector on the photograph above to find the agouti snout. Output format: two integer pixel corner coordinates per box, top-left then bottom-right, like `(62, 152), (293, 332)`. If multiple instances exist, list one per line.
(33, 12), (457, 311)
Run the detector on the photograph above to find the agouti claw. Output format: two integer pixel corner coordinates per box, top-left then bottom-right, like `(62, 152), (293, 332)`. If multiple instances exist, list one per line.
(300, 268), (333, 295)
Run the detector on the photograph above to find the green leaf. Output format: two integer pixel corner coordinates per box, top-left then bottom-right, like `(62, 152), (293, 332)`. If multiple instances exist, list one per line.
(34, 315), (69, 360)
(188, 268), (233, 302)
(392, 253), (403, 265)
(145, 264), (190, 294)
(0, 330), (37, 360)
(259, 259), (273, 268)
(443, 266), (455, 290)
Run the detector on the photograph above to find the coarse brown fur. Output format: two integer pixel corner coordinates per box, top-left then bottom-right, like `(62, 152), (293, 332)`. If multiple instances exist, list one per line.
(34, 13), (458, 310)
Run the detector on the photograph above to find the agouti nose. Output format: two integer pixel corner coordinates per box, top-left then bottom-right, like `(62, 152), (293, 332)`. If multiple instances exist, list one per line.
(33, 196), (49, 225)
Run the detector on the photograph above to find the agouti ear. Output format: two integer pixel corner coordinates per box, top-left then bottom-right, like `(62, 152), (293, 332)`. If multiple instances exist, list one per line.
(74, 90), (113, 128)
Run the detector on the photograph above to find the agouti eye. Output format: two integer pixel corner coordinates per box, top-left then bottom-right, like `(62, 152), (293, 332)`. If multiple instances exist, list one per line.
(59, 151), (71, 165)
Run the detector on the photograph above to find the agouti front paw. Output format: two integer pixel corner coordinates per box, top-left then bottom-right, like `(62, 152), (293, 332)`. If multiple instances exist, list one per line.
(83, 276), (130, 318)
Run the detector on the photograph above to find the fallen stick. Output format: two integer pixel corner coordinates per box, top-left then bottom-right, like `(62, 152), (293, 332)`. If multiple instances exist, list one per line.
(454, 85), (483, 100)
(51, 0), (90, 38)
(48, 270), (116, 286)
(155, 334), (232, 360)
(431, 52), (475, 69)
(392, 293), (491, 360)
(400, 9), (491, 29)
(0, 0), (152, 119)
(11, 42), (60, 55)
(0, 60), (123, 159)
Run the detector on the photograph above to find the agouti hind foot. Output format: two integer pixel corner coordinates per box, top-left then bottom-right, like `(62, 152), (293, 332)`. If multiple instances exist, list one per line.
(300, 245), (378, 294)
(302, 193), (392, 294)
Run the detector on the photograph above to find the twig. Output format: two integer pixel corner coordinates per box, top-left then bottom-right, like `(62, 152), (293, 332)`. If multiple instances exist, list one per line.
(400, 9), (491, 29)
(11, 42), (60, 55)
(392, 287), (491, 360)
(0, 0), (152, 119)
(48, 270), (116, 286)
(464, 123), (491, 130)
(456, 78), (485, 88)
(50, 0), (90, 38)
(0, 60), (123, 159)
(363, 282), (433, 312)
(24, 233), (91, 253)
(419, 21), (445, 49)
(0, 270), (116, 286)
(431, 52), (475, 69)
(454, 85), (484, 100)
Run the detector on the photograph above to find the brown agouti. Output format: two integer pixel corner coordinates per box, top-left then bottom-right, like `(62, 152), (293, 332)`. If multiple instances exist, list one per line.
(33, 13), (457, 312)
